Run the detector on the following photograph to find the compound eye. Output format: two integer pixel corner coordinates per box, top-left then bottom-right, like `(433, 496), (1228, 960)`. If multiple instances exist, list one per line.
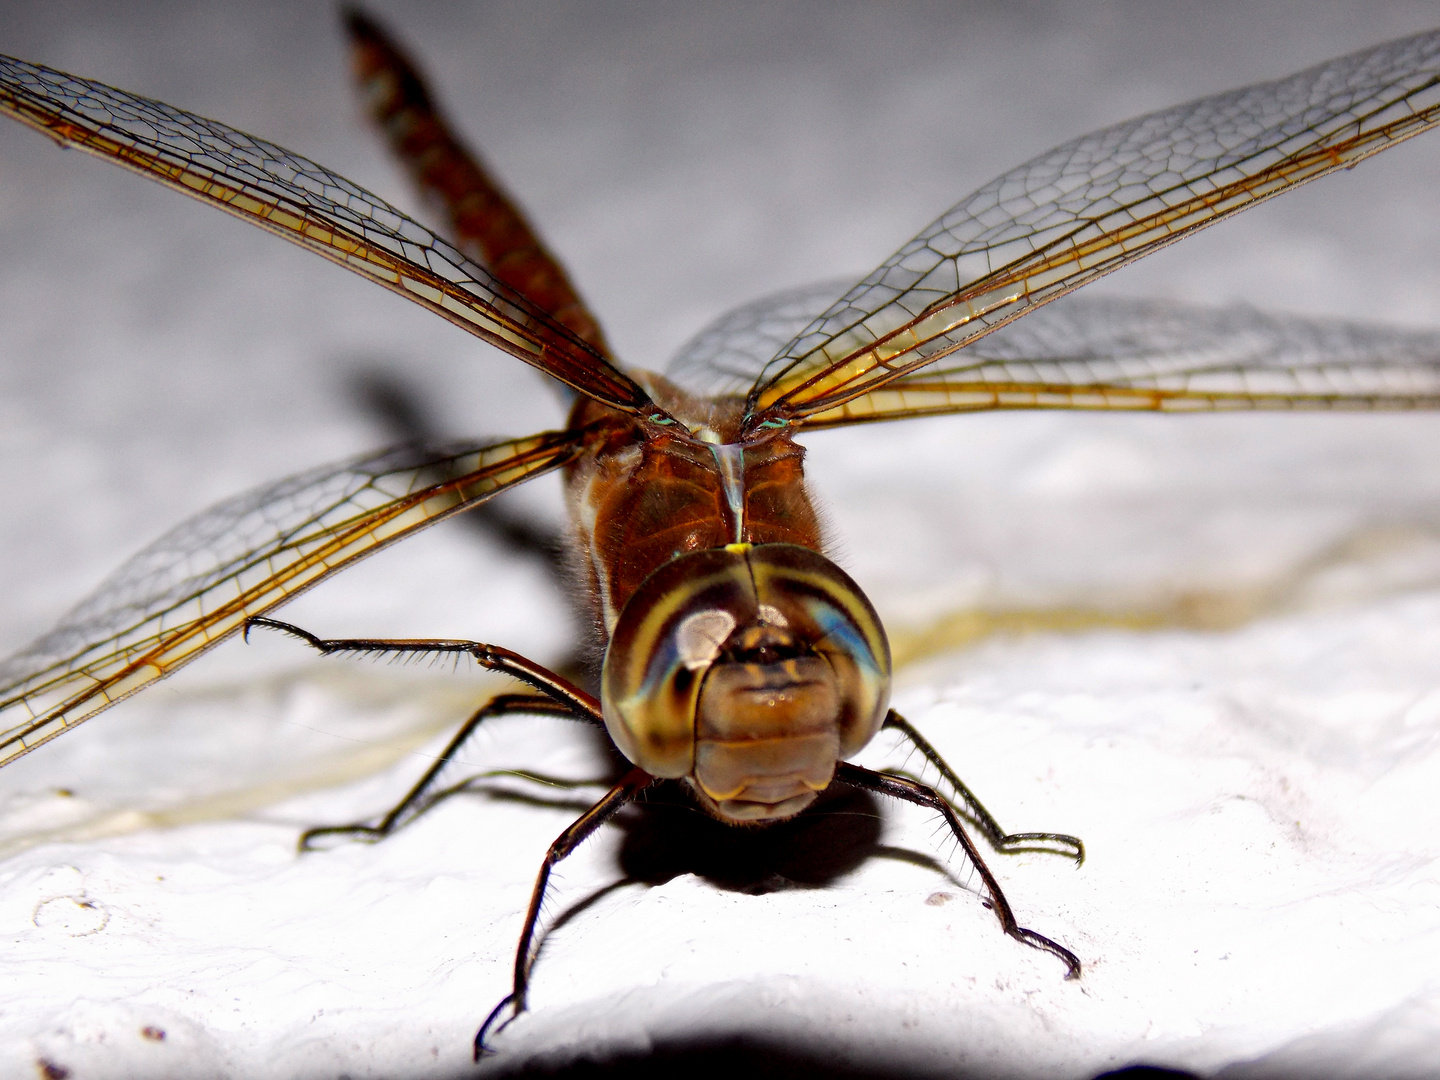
(602, 547), (755, 777)
(601, 544), (892, 782)
(744, 545), (891, 758)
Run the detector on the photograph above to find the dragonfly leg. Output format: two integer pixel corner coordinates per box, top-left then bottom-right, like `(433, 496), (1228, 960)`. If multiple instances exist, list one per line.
(835, 762), (1081, 980)
(245, 616), (601, 714)
(883, 709), (1084, 865)
(298, 692), (594, 851)
(475, 766), (654, 1059)
(243, 617), (607, 847)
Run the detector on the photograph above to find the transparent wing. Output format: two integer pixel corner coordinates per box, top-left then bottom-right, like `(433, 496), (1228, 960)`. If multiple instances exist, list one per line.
(795, 294), (1440, 427)
(665, 280), (850, 398)
(743, 28), (1440, 430)
(0, 54), (654, 416)
(0, 432), (589, 768)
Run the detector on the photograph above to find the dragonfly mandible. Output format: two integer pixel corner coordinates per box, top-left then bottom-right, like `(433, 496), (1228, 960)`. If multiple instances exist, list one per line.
(3, 9), (1440, 1057)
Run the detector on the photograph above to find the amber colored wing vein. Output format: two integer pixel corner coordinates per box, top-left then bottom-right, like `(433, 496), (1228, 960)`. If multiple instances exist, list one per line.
(802, 293), (1440, 426)
(0, 53), (653, 416)
(669, 284), (1440, 424)
(0, 431), (589, 768)
(743, 28), (1440, 429)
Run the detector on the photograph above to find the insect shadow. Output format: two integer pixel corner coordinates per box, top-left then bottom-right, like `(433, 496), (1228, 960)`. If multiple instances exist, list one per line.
(472, 1047), (1202, 1080)
(349, 368), (572, 577)
(347, 365), (596, 680)
(420, 739), (904, 897)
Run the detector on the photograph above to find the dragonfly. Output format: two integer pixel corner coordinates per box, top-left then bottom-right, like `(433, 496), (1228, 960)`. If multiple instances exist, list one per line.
(4, 10), (1440, 1056)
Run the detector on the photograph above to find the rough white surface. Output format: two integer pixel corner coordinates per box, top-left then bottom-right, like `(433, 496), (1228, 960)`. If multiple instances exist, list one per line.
(3, 3), (1440, 1078)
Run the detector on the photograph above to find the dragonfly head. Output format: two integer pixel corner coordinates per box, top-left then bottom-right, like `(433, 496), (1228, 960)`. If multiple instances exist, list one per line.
(602, 543), (890, 823)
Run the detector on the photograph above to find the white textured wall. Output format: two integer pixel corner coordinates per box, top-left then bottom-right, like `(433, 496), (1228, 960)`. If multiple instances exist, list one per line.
(2, 2), (1440, 1077)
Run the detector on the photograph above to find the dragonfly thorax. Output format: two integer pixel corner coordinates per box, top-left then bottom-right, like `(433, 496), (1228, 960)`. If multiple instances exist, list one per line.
(564, 378), (823, 639)
(601, 543), (891, 822)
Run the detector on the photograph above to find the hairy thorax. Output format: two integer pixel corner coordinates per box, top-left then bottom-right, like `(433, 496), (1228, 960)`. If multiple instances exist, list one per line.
(563, 372), (823, 639)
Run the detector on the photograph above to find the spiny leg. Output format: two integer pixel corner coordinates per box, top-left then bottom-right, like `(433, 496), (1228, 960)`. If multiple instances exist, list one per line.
(475, 766), (654, 1059)
(243, 617), (607, 846)
(300, 692), (593, 851)
(836, 762), (1081, 980)
(245, 616), (600, 713)
(883, 710), (1084, 865)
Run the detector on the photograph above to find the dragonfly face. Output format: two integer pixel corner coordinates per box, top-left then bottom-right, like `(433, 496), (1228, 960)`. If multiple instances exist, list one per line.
(603, 542), (891, 822)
